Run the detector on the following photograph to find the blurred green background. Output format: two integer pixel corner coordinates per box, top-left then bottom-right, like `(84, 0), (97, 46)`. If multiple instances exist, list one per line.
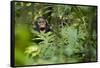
(13, 1), (97, 66)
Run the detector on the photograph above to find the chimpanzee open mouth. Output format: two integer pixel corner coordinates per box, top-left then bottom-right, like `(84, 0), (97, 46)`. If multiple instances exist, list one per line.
(40, 27), (45, 31)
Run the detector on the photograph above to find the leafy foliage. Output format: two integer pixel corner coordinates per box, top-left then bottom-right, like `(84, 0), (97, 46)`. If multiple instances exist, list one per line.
(14, 2), (97, 66)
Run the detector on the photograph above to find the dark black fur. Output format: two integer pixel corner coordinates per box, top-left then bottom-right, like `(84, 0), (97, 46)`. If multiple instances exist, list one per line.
(33, 17), (51, 33)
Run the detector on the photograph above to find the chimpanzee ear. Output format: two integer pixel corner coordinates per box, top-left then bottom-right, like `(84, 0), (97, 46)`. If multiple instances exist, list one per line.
(32, 21), (40, 32)
(45, 20), (51, 32)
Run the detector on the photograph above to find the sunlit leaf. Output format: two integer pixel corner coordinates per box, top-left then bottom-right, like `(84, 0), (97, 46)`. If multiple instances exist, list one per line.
(26, 3), (32, 6)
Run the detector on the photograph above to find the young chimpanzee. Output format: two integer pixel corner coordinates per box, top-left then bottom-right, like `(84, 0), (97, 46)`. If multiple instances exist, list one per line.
(33, 16), (51, 33)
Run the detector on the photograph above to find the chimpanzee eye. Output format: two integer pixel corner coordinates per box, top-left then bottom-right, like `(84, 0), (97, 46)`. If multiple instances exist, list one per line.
(38, 21), (45, 23)
(38, 21), (42, 23)
(42, 21), (45, 23)
(39, 22), (41, 23)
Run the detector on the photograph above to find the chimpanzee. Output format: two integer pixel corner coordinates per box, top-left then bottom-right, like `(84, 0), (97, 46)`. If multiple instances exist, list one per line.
(33, 16), (51, 33)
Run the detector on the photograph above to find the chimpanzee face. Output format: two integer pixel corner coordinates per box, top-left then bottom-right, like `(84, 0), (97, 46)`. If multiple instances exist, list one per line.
(37, 18), (46, 29)
(33, 17), (50, 33)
